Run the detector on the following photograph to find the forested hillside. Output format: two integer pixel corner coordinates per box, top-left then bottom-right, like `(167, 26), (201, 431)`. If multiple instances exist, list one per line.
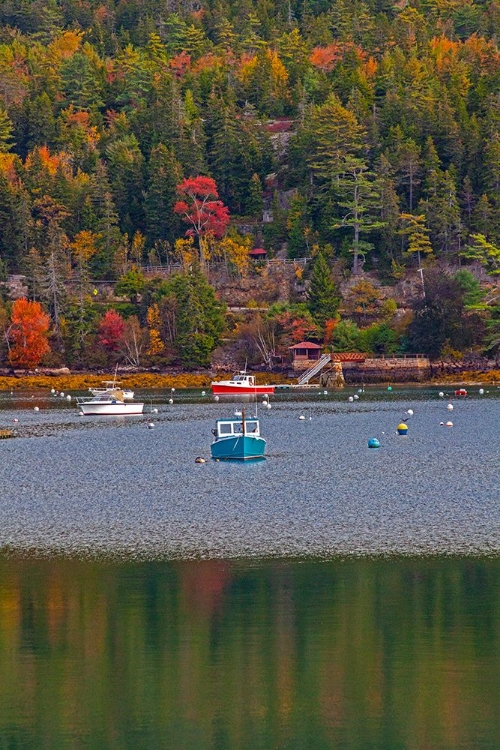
(0, 0), (499, 369)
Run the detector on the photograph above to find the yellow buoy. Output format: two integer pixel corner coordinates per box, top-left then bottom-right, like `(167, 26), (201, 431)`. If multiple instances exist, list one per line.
(397, 422), (408, 435)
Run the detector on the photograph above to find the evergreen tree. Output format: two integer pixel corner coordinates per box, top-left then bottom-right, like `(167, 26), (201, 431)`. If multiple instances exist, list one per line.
(286, 191), (311, 258)
(0, 109), (14, 152)
(145, 144), (183, 244)
(159, 270), (226, 368)
(61, 52), (104, 111)
(306, 251), (340, 329)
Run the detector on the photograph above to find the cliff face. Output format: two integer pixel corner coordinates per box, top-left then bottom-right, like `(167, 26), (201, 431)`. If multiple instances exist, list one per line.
(206, 262), (306, 307)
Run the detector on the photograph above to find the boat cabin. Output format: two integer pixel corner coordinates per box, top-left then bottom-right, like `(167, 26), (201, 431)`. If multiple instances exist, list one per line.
(228, 373), (256, 386)
(214, 417), (261, 439)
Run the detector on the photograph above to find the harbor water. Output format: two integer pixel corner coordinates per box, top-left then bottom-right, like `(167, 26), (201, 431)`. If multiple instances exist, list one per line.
(0, 386), (499, 748)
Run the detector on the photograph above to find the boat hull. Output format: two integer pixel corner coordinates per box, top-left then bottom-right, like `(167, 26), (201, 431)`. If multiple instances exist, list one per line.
(211, 383), (275, 395)
(79, 402), (144, 415)
(211, 435), (266, 460)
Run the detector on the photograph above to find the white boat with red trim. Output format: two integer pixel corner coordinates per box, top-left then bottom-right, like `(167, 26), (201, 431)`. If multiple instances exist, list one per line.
(211, 371), (275, 395)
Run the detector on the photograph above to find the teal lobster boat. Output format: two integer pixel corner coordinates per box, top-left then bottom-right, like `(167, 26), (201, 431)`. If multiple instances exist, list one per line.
(210, 411), (266, 461)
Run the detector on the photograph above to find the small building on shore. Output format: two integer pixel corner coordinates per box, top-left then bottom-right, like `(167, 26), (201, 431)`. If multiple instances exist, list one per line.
(289, 342), (323, 370)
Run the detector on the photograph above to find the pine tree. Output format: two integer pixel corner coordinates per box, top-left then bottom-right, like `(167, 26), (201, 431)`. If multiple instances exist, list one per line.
(61, 52), (104, 111)
(0, 109), (14, 153)
(286, 191), (311, 258)
(246, 173), (264, 218)
(159, 270), (226, 368)
(399, 213), (433, 268)
(145, 143), (183, 244)
(306, 251), (340, 329)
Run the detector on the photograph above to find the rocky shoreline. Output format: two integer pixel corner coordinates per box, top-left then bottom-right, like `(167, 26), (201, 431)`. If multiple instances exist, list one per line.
(0, 367), (498, 391)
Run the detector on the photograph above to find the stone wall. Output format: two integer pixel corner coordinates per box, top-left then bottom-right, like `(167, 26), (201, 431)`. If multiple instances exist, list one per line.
(321, 356), (431, 385)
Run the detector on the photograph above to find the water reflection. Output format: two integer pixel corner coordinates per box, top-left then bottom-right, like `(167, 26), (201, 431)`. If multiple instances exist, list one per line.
(1, 557), (499, 749)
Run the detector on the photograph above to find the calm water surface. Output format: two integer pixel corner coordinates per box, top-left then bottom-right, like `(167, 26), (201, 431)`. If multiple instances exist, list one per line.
(0, 387), (499, 748)
(0, 556), (500, 749)
(0, 386), (498, 557)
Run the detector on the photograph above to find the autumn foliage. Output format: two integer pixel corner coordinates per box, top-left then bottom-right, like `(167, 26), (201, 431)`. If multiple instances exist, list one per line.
(8, 299), (51, 369)
(174, 176), (230, 240)
(97, 309), (125, 351)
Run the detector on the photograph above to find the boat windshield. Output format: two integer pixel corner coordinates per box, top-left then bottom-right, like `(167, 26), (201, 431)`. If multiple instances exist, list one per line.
(216, 420), (260, 437)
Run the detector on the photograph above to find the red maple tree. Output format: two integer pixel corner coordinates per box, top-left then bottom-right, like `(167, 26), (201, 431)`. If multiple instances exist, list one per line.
(174, 176), (230, 240)
(9, 299), (51, 369)
(98, 309), (125, 351)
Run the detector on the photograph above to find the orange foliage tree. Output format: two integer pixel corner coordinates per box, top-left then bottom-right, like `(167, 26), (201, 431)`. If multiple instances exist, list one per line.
(8, 299), (51, 368)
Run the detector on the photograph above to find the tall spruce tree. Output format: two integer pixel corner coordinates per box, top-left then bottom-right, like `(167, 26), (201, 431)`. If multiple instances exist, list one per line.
(145, 143), (183, 244)
(306, 251), (340, 330)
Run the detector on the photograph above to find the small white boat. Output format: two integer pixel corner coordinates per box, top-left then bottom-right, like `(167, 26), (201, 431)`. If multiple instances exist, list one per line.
(90, 381), (134, 400)
(77, 390), (144, 416)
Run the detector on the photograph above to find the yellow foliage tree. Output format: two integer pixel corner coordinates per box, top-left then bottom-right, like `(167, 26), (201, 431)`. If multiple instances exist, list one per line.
(174, 237), (197, 270)
(147, 303), (164, 355)
(217, 236), (252, 276)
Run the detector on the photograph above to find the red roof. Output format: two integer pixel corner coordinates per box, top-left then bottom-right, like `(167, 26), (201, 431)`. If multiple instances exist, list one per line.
(266, 119), (295, 133)
(249, 248), (267, 256)
(289, 342), (322, 349)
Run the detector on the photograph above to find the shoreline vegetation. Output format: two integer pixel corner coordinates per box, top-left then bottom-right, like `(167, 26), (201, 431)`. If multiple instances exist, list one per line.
(0, 370), (498, 392)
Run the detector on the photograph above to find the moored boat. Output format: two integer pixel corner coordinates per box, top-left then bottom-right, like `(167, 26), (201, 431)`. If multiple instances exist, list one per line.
(77, 390), (144, 415)
(454, 388), (468, 396)
(90, 381), (134, 400)
(211, 372), (275, 395)
(210, 411), (266, 460)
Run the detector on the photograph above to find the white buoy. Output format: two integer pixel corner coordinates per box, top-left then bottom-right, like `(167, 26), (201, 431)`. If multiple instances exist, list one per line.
(79, 412), (84, 417)
(13, 418), (18, 423)
(323, 390), (328, 395)
(299, 415), (306, 420)
(148, 423), (155, 429)
(447, 403), (454, 411)
(439, 421), (444, 426)
(201, 391), (206, 396)
(439, 392), (444, 398)
(60, 392), (64, 398)
(445, 420), (453, 427)
(214, 395), (219, 402)
(266, 403), (271, 409)
(34, 406), (39, 412)
(66, 395), (71, 401)
(353, 394), (359, 400)
(152, 408), (158, 414)
(358, 388), (363, 393)
(348, 396), (354, 402)
(168, 398), (173, 404)
(171, 388), (175, 393)
(195, 456), (206, 463)
(407, 409), (414, 416)
(479, 388), (484, 395)
(51, 388), (55, 394)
